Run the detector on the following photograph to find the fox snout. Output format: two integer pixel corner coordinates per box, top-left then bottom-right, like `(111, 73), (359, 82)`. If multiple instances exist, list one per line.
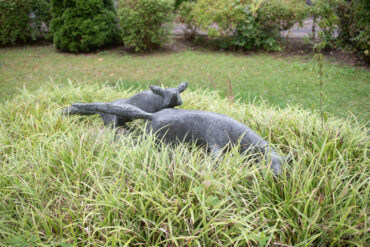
(165, 94), (182, 107)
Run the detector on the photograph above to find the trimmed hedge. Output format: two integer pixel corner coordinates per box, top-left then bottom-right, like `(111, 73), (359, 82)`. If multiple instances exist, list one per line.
(50, 0), (121, 53)
(119, 0), (174, 52)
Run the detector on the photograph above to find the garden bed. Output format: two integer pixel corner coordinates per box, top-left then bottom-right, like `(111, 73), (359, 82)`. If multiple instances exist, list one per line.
(0, 83), (368, 245)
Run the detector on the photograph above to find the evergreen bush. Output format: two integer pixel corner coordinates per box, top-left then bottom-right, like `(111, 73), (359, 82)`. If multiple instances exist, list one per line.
(50, 0), (121, 53)
(119, 0), (174, 52)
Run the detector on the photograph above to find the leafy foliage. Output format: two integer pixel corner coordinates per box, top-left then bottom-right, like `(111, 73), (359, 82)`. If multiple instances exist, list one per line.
(119, 0), (174, 52)
(305, 0), (369, 62)
(178, 0), (366, 57)
(0, 0), (31, 45)
(179, 0), (307, 51)
(178, 1), (198, 39)
(174, 0), (194, 10)
(260, 0), (307, 31)
(0, 0), (51, 46)
(337, 0), (369, 62)
(29, 0), (52, 39)
(231, 4), (281, 51)
(50, 0), (121, 53)
(307, 0), (340, 50)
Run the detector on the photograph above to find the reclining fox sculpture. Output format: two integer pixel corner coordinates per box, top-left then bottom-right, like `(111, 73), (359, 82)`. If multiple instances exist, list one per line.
(72, 102), (292, 175)
(63, 82), (188, 127)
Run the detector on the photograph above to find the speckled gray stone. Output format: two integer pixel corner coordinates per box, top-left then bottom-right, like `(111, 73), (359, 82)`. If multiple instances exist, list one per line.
(63, 82), (188, 127)
(72, 102), (292, 175)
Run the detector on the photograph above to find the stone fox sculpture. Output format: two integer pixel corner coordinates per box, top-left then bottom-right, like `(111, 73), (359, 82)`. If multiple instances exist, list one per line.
(71, 102), (292, 175)
(63, 82), (188, 127)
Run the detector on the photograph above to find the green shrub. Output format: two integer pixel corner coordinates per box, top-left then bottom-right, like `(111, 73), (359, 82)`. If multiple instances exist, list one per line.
(0, 0), (31, 45)
(178, 1), (201, 40)
(306, 0), (369, 61)
(119, 0), (174, 52)
(179, 0), (306, 51)
(234, 0), (307, 50)
(260, 0), (307, 31)
(337, 0), (369, 62)
(179, 0), (251, 49)
(231, 3), (282, 51)
(174, 0), (194, 10)
(0, 0), (50, 46)
(50, 0), (121, 53)
(352, 0), (370, 62)
(308, 0), (341, 50)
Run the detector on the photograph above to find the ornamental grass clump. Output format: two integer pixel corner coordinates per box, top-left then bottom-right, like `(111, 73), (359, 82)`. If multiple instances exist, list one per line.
(0, 82), (368, 246)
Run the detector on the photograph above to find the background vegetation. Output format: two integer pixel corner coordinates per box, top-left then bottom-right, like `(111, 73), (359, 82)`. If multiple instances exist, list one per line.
(336, 0), (370, 62)
(0, 0), (368, 58)
(119, 0), (174, 52)
(179, 0), (307, 51)
(50, 0), (121, 53)
(0, 83), (368, 246)
(0, 0), (50, 45)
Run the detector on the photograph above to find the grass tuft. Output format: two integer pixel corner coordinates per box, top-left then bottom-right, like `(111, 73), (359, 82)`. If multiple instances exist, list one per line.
(0, 82), (368, 246)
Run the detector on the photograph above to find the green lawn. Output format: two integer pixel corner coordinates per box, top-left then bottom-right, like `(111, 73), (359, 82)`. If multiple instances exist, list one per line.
(0, 45), (369, 124)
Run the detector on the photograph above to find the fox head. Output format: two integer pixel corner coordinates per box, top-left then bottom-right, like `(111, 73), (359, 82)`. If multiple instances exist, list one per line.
(150, 82), (188, 108)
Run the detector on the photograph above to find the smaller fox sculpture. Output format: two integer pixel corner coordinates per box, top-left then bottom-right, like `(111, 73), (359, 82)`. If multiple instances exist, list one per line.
(63, 82), (188, 127)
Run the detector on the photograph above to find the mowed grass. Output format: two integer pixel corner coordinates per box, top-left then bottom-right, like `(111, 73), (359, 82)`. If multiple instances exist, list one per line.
(0, 82), (368, 246)
(0, 45), (369, 124)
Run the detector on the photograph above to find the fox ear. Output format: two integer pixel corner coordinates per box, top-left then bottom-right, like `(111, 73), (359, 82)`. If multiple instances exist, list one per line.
(150, 85), (165, 96)
(177, 81), (188, 93)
